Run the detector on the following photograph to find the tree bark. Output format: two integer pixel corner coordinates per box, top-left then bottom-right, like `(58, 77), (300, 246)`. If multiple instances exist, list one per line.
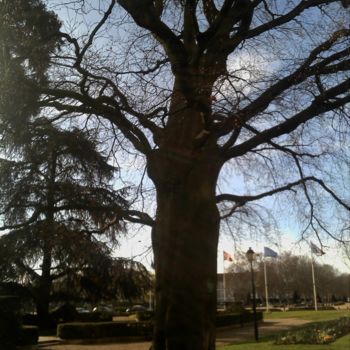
(36, 247), (53, 327)
(36, 151), (57, 327)
(148, 142), (223, 349)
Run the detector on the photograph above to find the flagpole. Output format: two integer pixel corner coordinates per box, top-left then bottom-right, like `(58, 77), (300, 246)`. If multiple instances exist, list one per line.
(263, 258), (269, 312)
(223, 251), (226, 310)
(310, 252), (318, 311)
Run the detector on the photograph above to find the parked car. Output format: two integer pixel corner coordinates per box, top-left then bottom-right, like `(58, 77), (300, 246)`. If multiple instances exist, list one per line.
(92, 305), (114, 315)
(76, 307), (90, 314)
(126, 305), (147, 313)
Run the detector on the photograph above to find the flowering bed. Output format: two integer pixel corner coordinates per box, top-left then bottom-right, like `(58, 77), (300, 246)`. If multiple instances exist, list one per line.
(274, 317), (350, 345)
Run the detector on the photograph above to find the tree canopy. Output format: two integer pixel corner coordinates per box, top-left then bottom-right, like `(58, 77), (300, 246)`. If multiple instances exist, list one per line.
(224, 252), (349, 304)
(0, 120), (130, 323)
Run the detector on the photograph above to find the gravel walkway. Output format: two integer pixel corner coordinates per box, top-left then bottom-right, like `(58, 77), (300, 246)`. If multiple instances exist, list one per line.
(34, 318), (310, 350)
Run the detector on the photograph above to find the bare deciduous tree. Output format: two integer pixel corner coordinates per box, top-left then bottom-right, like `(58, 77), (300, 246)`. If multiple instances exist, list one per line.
(1, 1), (349, 348)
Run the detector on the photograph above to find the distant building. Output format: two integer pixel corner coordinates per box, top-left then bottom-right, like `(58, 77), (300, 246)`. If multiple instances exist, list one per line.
(217, 273), (235, 304)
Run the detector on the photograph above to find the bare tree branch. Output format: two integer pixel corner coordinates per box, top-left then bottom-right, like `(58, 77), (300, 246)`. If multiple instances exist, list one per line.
(57, 31), (163, 141)
(224, 78), (350, 159)
(202, 0), (219, 24)
(117, 0), (185, 67)
(217, 29), (350, 139)
(242, 0), (341, 42)
(217, 176), (350, 212)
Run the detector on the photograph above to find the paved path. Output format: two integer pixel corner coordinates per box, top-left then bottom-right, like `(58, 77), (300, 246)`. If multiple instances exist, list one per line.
(36, 318), (310, 350)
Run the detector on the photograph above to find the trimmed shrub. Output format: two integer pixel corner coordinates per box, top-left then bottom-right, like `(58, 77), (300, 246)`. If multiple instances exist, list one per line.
(288, 306), (336, 311)
(22, 313), (38, 325)
(275, 317), (350, 345)
(0, 296), (21, 350)
(22, 313), (57, 329)
(51, 303), (78, 323)
(226, 302), (245, 313)
(23, 311), (113, 326)
(57, 321), (153, 340)
(58, 312), (264, 340)
(136, 310), (154, 321)
(16, 326), (39, 346)
(216, 312), (263, 327)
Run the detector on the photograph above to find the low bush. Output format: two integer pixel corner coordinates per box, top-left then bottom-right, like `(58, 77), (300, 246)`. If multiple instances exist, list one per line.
(22, 313), (38, 325)
(275, 317), (350, 345)
(58, 312), (264, 340)
(22, 313), (57, 329)
(16, 326), (39, 346)
(23, 311), (112, 326)
(225, 302), (245, 313)
(216, 312), (263, 327)
(288, 306), (336, 311)
(57, 321), (153, 340)
(51, 303), (78, 323)
(266, 308), (282, 312)
(0, 296), (21, 350)
(136, 310), (154, 321)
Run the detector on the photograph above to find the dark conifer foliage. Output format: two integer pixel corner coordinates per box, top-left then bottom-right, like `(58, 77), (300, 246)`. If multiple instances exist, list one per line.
(0, 0), (61, 131)
(0, 120), (130, 325)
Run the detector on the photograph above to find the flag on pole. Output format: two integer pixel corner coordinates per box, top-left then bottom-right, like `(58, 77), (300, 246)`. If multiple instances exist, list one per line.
(223, 251), (233, 261)
(310, 241), (325, 256)
(264, 247), (278, 258)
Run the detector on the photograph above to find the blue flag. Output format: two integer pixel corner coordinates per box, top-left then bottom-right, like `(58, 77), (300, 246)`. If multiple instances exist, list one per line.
(264, 247), (278, 258)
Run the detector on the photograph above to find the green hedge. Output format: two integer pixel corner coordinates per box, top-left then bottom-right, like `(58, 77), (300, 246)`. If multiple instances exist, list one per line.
(0, 296), (21, 350)
(0, 297), (38, 347)
(288, 306), (336, 311)
(216, 312), (263, 327)
(136, 310), (154, 321)
(22, 311), (112, 326)
(57, 321), (153, 340)
(17, 326), (39, 346)
(57, 312), (263, 341)
(22, 313), (38, 325)
(275, 317), (350, 345)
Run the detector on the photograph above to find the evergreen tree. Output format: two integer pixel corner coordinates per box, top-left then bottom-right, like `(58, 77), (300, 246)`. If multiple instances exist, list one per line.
(0, 120), (129, 325)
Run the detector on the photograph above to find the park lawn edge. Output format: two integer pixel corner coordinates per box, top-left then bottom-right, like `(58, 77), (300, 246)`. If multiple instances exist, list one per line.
(218, 332), (350, 350)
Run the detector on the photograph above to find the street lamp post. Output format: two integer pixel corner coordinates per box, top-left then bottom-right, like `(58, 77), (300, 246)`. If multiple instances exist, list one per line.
(246, 247), (259, 342)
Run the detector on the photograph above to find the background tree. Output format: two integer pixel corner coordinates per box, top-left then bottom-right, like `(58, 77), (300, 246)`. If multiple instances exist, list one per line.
(0, 120), (129, 325)
(51, 256), (152, 305)
(1, 0), (349, 348)
(338, 227), (350, 269)
(226, 253), (350, 304)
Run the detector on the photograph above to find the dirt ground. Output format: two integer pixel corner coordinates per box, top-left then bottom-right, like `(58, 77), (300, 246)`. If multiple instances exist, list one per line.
(35, 318), (311, 350)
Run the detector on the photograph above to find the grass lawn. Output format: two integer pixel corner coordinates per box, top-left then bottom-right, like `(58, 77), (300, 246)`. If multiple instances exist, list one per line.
(264, 310), (350, 322)
(220, 310), (350, 350)
(219, 333), (350, 350)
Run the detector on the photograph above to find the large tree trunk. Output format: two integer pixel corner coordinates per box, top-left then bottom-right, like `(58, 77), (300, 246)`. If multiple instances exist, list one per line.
(149, 151), (222, 350)
(37, 153), (56, 327)
(148, 74), (223, 348)
(36, 246), (52, 328)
